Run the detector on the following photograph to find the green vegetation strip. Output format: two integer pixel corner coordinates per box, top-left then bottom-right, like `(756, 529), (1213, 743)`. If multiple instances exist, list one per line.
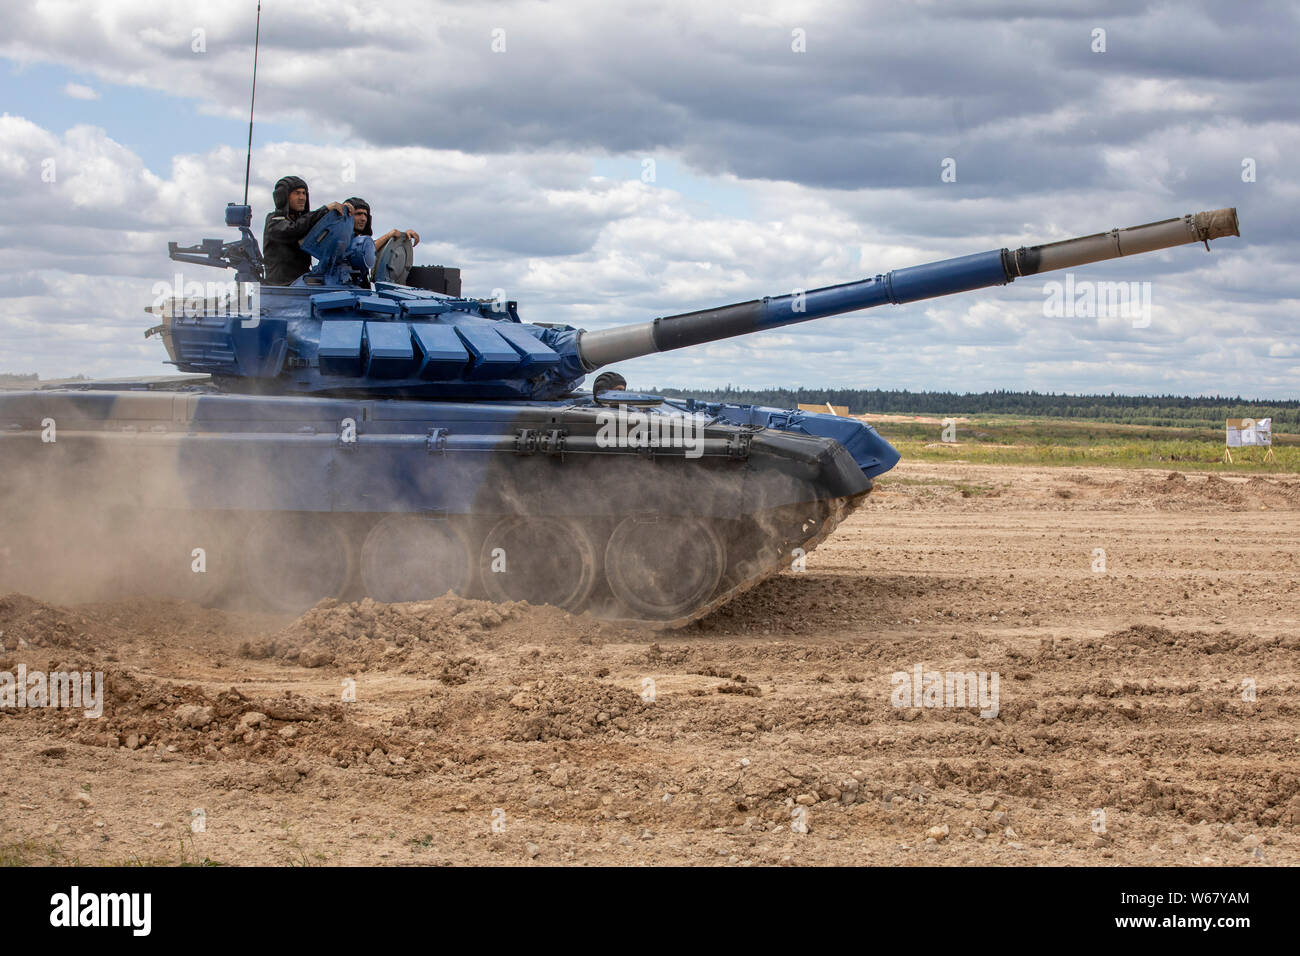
(657, 387), (1300, 433)
(877, 417), (1298, 472)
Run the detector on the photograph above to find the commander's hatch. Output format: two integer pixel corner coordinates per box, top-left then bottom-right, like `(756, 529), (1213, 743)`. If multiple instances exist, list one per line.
(374, 234), (414, 285)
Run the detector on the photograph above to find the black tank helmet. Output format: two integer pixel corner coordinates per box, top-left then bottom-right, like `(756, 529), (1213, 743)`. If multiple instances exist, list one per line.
(272, 175), (310, 213)
(345, 197), (372, 236)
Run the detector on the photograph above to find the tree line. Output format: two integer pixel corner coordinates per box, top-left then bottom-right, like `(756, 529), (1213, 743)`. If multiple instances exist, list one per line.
(651, 386), (1300, 432)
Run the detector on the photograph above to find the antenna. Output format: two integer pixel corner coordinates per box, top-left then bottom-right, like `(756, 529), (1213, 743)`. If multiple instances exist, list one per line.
(242, 1), (262, 205)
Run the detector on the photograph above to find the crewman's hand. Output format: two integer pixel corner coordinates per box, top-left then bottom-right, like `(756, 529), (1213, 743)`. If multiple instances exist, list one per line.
(405, 230), (420, 246)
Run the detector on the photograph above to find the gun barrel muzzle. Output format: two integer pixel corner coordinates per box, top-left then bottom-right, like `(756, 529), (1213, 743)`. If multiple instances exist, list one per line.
(1004, 207), (1240, 277)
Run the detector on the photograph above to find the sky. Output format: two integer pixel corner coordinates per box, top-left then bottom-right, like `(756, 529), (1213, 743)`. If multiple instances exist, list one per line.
(0, 0), (1296, 398)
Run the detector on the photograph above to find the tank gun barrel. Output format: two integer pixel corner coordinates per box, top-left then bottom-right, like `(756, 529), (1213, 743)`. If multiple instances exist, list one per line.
(576, 208), (1240, 370)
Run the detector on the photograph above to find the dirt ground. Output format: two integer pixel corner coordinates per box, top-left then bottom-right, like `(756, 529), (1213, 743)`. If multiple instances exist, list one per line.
(2, 461), (1299, 866)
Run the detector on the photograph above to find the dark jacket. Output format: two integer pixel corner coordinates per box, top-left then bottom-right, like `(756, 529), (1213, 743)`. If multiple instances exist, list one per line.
(262, 175), (327, 285)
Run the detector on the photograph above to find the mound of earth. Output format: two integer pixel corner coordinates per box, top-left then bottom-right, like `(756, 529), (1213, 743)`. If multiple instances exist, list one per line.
(240, 594), (630, 670)
(0, 593), (124, 652)
(504, 677), (648, 742)
(16, 665), (421, 780)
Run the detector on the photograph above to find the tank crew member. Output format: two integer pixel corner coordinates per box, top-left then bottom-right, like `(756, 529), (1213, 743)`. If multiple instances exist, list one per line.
(347, 196), (374, 241)
(353, 197), (420, 256)
(346, 197), (421, 288)
(262, 175), (354, 285)
(344, 196), (377, 289)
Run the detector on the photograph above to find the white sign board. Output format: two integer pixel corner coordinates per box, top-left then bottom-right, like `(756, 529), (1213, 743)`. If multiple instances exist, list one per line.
(1226, 418), (1272, 447)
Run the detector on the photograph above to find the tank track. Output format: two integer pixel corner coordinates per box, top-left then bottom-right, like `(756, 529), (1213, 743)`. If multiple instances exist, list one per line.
(0, 487), (867, 630)
(617, 492), (864, 629)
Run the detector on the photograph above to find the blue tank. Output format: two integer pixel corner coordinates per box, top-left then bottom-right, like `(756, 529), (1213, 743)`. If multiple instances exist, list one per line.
(0, 203), (1238, 623)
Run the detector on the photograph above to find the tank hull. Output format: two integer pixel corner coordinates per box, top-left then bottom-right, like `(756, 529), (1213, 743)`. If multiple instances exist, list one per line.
(0, 387), (885, 625)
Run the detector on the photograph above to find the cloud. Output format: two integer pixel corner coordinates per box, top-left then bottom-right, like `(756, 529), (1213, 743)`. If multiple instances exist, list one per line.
(62, 82), (99, 100)
(5, 1), (1298, 190)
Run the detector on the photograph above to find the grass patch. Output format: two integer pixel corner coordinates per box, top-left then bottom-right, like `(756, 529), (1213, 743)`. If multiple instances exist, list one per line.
(874, 416), (1300, 472)
(0, 839), (73, 866)
(121, 838), (225, 867)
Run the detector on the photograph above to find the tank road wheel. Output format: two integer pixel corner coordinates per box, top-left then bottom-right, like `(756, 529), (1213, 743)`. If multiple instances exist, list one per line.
(242, 514), (353, 613)
(604, 516), (725, 621)
(360, 514), (473, 603)
(479, 517), (599, 611)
